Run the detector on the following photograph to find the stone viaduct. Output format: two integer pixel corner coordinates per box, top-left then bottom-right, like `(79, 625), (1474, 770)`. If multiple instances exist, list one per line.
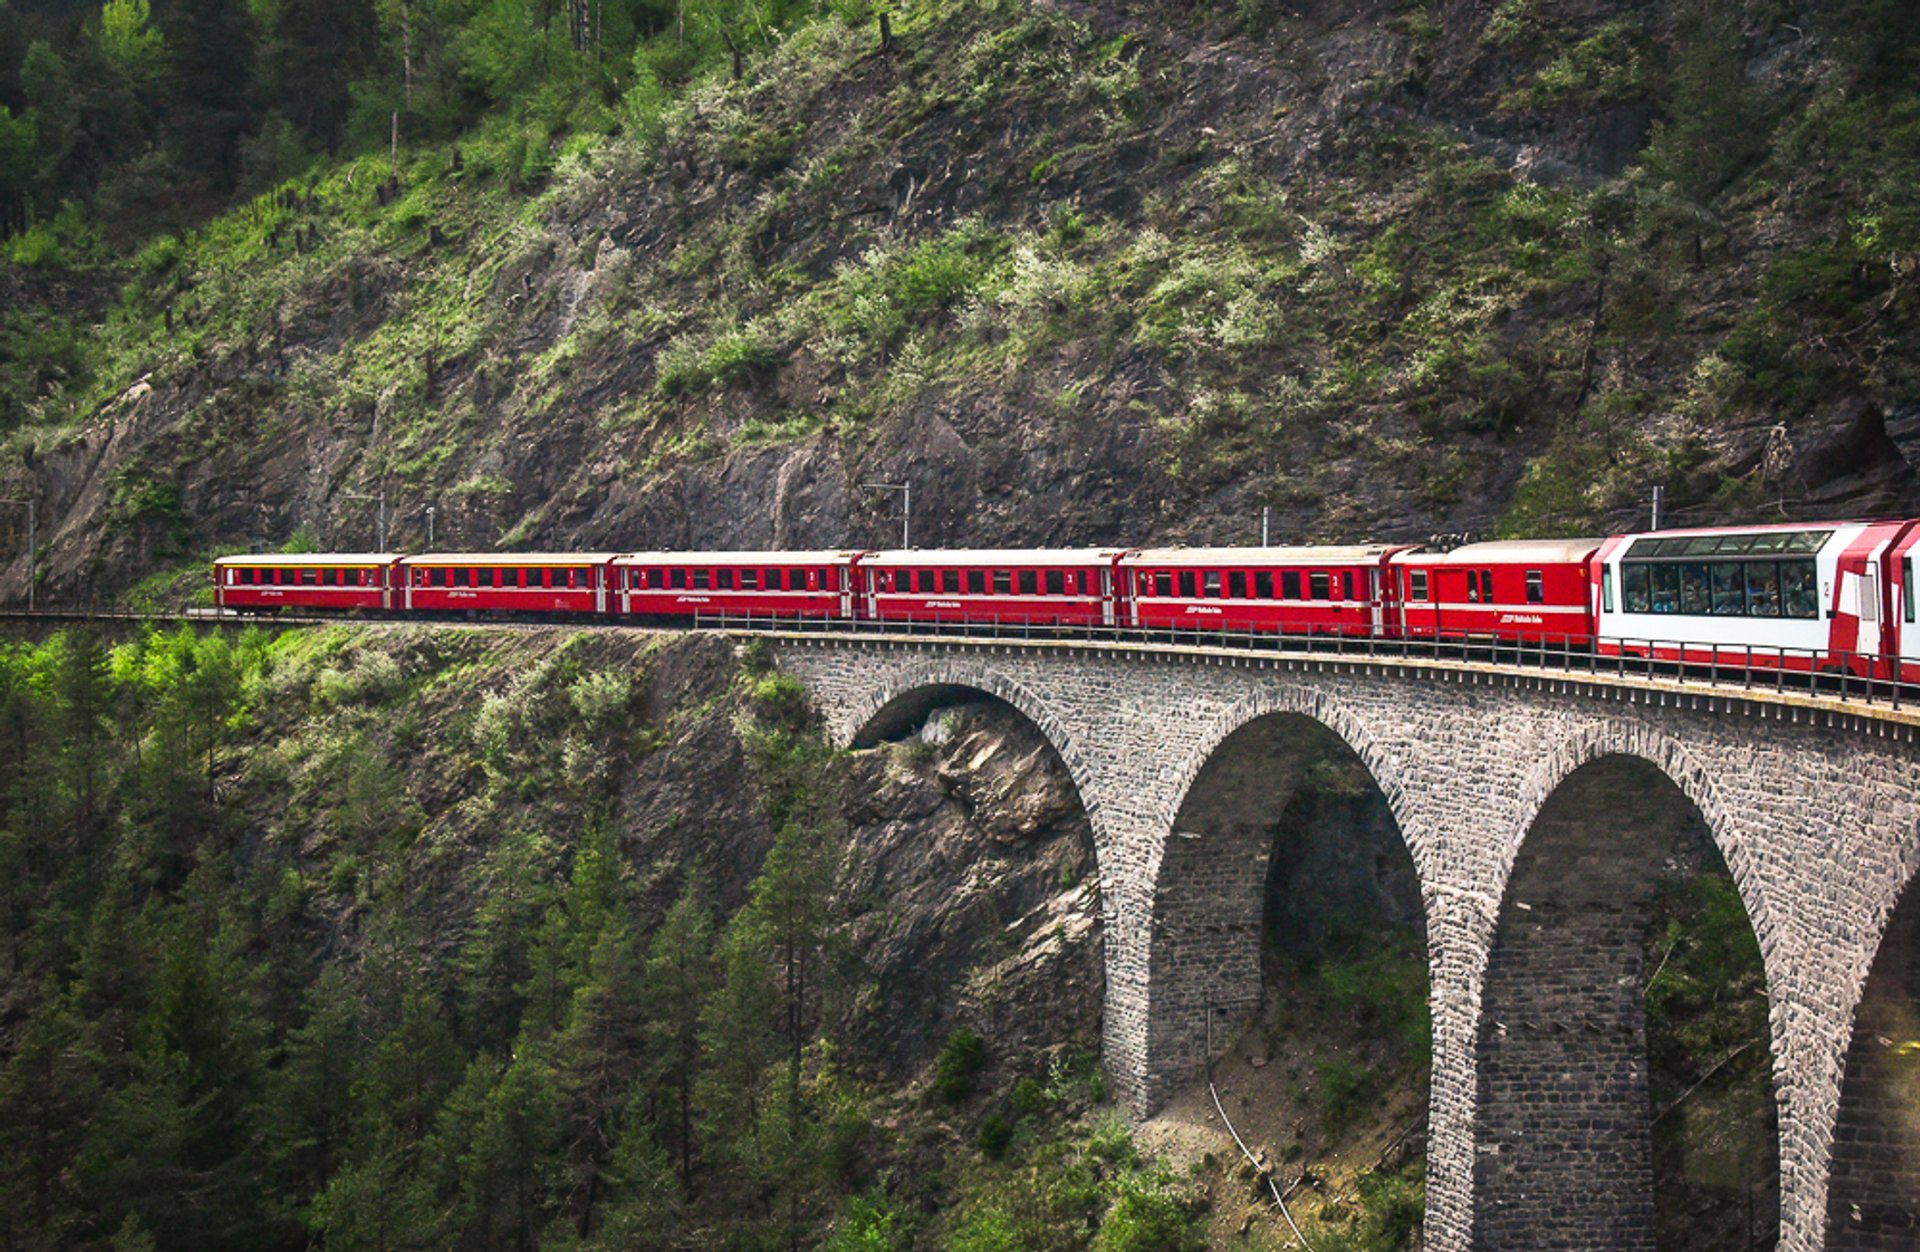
(767, 632), (1920, 1252)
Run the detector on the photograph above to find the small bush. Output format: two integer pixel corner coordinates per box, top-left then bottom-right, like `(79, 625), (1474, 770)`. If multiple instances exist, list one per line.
(1093, 1169), (1204, 1252)
(824, 1190), (913, 1252)
(932, 1027), (989, 1103)
(977, 1114), (1014, 1157)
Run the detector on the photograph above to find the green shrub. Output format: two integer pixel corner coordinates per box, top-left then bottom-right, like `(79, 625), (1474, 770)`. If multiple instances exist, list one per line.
(1316, 1057), (1380, 1132)
(977, 1114), (1014, 1157)
(1093, 1168), (1203, 1252)
(824, 1191), (913, 1252)
(932, 1026), (988, 1103)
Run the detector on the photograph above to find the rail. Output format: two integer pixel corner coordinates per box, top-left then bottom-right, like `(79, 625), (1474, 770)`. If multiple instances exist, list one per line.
(3, 604), (1916, 719)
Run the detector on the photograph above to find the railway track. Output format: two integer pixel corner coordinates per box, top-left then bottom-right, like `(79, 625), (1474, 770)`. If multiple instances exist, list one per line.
(3, 604), (1918, 728)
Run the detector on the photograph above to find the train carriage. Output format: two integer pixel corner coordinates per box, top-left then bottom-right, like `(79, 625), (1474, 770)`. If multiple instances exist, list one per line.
(1391, 539), (1601, 646)
(1592, 521), (1917, 677)
(613, 551), (865, 619)
(859, 550), (1128, 627)
(1121, 546), (1413, 636)
(214, 554), (401, 612)
(400, 553), (620, 615)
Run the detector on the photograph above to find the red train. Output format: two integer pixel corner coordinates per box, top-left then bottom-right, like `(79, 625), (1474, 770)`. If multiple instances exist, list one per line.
(214, 518), (1920, 681)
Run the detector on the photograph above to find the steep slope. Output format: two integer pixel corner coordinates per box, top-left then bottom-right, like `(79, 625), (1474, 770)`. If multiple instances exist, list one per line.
(3, 0), (1918, 603)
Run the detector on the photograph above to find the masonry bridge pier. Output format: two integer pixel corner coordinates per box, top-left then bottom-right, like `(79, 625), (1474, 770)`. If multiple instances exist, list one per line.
(767, 632), (1920, 1252)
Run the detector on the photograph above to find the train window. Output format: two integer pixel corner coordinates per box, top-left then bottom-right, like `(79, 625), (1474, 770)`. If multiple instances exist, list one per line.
(325, 568), (338, 586)
(994, 570), (1012, 594)
(1229, 571), (1246, 598)
(670, 569), (686, 589)
(1481, 570), (1494, 601)
(1600, 568), (1613, 613)
(739, 569), (758, 590)
(1861, 567), (1880, 623)
(1255, 571), (1273, 599)
(1013, 570), (1033, 595)
(760, 568), (778, 590)
(1309, 571), (1330, 600)
(1466, 571), (1479, 603)
(452, 568), (467, 587)
(1154, 572), (1172, 597)
(693, 569), (710, 590)
(1282, 571), (1301, 600)
(921, 570), (937, 593)
(1525, 571), (1544, 604)
(1202, 571), (1221, 597)
(1046, 570), (1064, 595)
(1343, 572), (1354, 601)
(943, 570), (961, 594)
(1623, 565), (1650, 613)
(1173, 571), (1192, 598)
(718, 569), (735, 590)
(1409, 570), (1429, 602)
(1746, 563), (1781, 616)
(968, 570), (986, 594)
(1677, 563), (1710, 615)
(1906, 559), (1915, 624)
(1781, 561), (1818, 619)
(1650, 563), (1682, 613)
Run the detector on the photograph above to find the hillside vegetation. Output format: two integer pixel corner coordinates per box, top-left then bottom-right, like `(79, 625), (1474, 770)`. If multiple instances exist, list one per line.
(1, 0), (1919, 601)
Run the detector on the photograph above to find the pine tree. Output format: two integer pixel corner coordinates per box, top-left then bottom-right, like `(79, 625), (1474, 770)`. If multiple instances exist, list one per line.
(162, 0), (256, 190)
(641, 873), (714, 1191)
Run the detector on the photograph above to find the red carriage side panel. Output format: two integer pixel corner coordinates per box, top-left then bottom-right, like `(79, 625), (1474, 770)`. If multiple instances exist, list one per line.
(214, 555), (400, 613)
(1121, 546), (1412, 637)
(614, 552), (866, 620)
(400, 554), (617, 615)
(1392, 539), (1600, 647)
(861, 550), (1126, 628)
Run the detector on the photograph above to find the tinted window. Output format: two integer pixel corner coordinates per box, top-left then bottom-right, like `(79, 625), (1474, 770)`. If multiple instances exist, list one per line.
(740, 569), (759, 590)
(1525, 571), (1544, 604)
(993, 570), (1012, 594)
(1711, 563), (1745, 615)
(1467, 571), (1479, 603)
(1255, 571), (1274, 599)
(1409, 570), (1428, 602)
(944, 570), (960, 593)
(1623, 564), (1650, 613)
(1906, 558), (1915, 624)
(1677, 563), (1709, 615)
(1309, 571), (1330, 599)
(919, 570), (935, 592)
(1045, 570), (1064, 595)
(1178, 571), (1197, 598)
(968, 570), (986, 594)
(1650, 563), (1681, 613)
(1019, 571), (1038, 595)
(717, 569), (734, 590)
(1228, 571), (1247, 598)
(1343, 572), (1354, 601)
(1600, 567), (1612, 613)
(1203, 571), (1221, 597)
(1282, 571), (1301, 600)
(1746, 563), (1780, 616)
(1155, 572), (1173, 597)
(692, 569), (710, 590)
(1782, 562), (1817, 619)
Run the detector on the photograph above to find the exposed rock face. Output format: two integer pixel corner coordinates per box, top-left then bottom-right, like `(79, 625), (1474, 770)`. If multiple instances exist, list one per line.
(839, 699), (1103, 1075)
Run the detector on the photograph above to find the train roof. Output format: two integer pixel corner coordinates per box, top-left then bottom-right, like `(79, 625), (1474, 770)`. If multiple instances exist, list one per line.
(1122, 545), (1408, 566)
(216, 553), (401, 565)
(861, 548), (1128, 566)
(612, 550), (870, 565)
(1398, 538), (1604, 565)
(400, 552), (626, 565)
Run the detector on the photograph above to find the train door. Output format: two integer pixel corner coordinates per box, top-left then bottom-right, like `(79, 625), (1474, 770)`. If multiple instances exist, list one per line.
(1101, 567), (1116, 627)
(1368, 567), (1383, 637)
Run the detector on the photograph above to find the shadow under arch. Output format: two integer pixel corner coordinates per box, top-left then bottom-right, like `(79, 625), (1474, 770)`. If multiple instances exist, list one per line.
(1826, 854), (1920, 1247)
(1472, 749), (1780, 1252)
(1140, 695), (1432, 1119)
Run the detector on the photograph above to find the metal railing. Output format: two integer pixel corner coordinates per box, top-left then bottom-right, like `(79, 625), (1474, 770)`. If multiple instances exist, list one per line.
(691, 610), (1920, 715)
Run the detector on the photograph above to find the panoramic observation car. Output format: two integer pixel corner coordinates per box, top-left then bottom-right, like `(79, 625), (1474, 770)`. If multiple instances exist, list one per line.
(1592, 520), (1918, 676)
(859, 549), (1128, 627)
(214, 553), (402, 612)
(1120, 546), (1414, 636)
(399, 553), (621, 615)
(614, 551), (865, 620)
(1392, 539), (1602, 645)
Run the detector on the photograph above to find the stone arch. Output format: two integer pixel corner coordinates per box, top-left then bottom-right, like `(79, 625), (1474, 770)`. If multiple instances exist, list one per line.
(1826, 851), (1920, 1248)
(1136, 685), (1432, 1111)
(1471, 723), (1779, 1251)
(838, 661), (1091, 788)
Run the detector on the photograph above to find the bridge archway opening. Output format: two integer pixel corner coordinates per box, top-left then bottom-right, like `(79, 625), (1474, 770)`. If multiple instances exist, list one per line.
(1474, 753), (1777, 1252)
(1148, 711), (1429, 1228)
(1826, 864), (1920, 1248)
(843, 683), (1104, 1082)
